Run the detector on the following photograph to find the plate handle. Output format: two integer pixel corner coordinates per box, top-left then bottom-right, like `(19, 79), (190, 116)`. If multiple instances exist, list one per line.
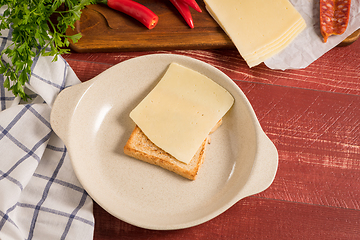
(238, 131), (278, 199)
(50, 80), (94, 145)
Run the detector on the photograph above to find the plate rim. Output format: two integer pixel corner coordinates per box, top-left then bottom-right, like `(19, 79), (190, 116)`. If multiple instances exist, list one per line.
(51, 53), (278, 230)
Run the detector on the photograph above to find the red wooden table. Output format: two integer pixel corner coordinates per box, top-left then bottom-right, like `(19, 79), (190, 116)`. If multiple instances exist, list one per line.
(63, 38), (360, 239)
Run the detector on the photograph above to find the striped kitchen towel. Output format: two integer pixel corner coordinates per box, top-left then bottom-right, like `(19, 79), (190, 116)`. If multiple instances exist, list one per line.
(0, 27), (94, 240)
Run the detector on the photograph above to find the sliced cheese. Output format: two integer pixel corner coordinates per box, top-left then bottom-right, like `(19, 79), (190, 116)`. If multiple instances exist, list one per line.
(130, 63), (234, 164)
(204, 0), (306, 67)
(244, 18), (305, 66)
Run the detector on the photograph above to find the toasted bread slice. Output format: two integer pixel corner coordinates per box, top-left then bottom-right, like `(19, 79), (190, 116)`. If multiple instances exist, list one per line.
(124, 119), (222, 180)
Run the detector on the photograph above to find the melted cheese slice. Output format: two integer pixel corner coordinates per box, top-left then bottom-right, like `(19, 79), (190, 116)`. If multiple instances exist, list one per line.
(204, 0), (306, 67)
(130, 63), (234, 164)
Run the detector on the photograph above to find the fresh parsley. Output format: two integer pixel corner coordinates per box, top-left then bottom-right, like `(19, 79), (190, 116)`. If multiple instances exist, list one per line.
(0, 0), (94, 100)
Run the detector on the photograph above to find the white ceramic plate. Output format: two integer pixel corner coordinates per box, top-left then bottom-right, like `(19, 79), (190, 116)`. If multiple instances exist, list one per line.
(50, 54), (278, 230)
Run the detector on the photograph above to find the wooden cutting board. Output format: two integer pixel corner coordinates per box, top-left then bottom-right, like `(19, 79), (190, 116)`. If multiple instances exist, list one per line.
(66, 0), (233, 52)
(66, 0), (359, 53)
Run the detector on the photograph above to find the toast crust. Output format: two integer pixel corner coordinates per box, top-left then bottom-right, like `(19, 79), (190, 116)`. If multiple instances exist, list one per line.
(123, 119), (222, 180)
(124, 126), (207, 180)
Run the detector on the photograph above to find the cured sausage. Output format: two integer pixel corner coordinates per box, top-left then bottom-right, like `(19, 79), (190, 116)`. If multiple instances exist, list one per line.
(320, 0), (351, 42)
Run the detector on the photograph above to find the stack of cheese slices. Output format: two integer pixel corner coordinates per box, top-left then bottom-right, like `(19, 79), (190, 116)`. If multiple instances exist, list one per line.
(124, 63), (234, 180)
(204, 0), (306, 67)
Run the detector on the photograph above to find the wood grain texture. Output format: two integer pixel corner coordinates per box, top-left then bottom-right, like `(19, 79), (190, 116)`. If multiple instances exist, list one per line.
(62, 37), (360, 240)
(89, 80), (360, 239)
(63, 37), (360, 94)
(93, 197), (360, 240)
(237, 81), (360, 210)
(66, 0), (232, 52)
(66, 0), (359, 53)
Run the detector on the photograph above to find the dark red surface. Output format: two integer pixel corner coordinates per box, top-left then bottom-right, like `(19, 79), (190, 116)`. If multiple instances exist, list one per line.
(63, 38), (360, 239)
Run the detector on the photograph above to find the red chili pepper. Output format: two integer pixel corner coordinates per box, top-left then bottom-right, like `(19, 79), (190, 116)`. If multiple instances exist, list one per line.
(170, 0), (194, 28)
(178, 0), (202, 13)
(99, 0), (158, 29)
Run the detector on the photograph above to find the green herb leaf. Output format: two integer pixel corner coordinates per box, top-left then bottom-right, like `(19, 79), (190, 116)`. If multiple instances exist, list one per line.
(0, 0), (95, 101)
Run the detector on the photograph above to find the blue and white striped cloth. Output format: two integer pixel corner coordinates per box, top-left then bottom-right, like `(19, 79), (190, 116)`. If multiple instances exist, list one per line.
(0, 27), (94, 239)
